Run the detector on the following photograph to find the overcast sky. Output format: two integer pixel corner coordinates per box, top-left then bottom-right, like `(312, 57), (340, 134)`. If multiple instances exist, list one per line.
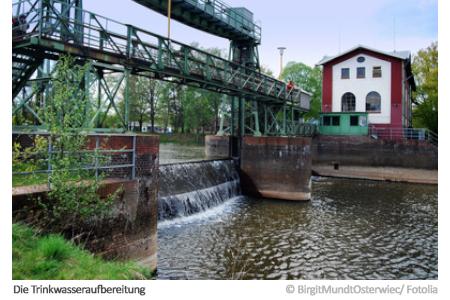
(84, 0), (437, 75)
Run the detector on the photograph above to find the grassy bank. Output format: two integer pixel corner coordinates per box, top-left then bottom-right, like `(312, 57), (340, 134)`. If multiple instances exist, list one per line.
(13, 173), (48, 187)
(12, 223), (153, 280)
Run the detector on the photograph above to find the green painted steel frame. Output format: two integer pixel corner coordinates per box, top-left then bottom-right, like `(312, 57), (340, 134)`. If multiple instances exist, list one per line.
(12, 0), (310, 134)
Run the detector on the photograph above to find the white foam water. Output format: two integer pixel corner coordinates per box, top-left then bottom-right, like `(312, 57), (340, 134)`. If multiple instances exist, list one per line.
(158, 195), (244, 228)
(158, 159), (241, 221)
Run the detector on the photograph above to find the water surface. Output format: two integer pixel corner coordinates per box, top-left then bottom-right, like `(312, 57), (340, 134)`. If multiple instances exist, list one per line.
(159, 143), (207, 165)
(157, 178), (438, 280)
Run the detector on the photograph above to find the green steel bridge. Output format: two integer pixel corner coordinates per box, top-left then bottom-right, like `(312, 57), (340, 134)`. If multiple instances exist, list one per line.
(12, 0), (313, 136)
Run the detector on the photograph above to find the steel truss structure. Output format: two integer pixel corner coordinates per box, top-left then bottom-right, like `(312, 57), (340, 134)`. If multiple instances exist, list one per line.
(12, 0), (312, 136)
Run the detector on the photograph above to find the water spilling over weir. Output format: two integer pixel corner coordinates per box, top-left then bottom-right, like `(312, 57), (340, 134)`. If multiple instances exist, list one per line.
(158, 160), (241, 221)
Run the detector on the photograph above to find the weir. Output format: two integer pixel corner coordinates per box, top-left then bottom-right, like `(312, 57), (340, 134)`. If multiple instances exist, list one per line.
(158, 159), (241, 220)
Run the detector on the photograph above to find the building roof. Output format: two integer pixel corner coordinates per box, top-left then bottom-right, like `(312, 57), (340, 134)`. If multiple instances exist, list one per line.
(316, 45), (411, 66)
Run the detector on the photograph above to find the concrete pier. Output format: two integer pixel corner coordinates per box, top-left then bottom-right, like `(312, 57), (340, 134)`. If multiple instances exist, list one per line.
(240, 136), (312, 201)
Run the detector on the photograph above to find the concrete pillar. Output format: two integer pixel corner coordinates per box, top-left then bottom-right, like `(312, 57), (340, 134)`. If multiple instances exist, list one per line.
(240, 136), (312, 201)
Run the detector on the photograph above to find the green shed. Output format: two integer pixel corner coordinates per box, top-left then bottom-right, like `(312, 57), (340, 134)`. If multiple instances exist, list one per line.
(319, 112), (368, 136)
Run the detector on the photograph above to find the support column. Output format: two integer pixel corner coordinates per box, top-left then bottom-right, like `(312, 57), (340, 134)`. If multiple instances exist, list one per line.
(252, 101), (261, 136)
(238, 97), (245, 137)
(230, 96), (235, 136)
(240, 136), (312, 201)
(124, 68), (131, 131)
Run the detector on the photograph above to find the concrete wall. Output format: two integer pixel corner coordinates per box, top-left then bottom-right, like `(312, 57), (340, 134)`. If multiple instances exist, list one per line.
(240, 136), (312, 201)
(12, 134), (159, 273)
(312, 135), (438, 170)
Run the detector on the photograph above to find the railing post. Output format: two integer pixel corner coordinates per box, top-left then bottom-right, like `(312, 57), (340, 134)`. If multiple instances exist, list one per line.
(157, 38), (164, 70)
(95, 135), (99, 180)
(126, 24), (133, 59)
(47, 135), (52, 189)
(38, 0), (44, 38)
(131, 135), (136, 180)
(264, 104), (268, 135)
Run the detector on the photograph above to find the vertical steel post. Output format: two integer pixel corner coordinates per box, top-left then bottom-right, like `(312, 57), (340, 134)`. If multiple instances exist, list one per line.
(157, 38), (164, 70)
(217, 95), (226, 136)
(252, 101), (261, 136)
(264, 104), (268, 135)
(124, 68), (130, 131)
(83, 61), (91, 127)
(95, 135), (99, 179)
(74, 0), (84, 43)
(96, 69), (103, 127)
(38, 0), (44, 38)
(282, 105), (287, 135)
(230, 96), (235, 136)
(47, 135), (52, 189)
(126, 25), (133, 58)
(131, 135), (136, 179)
(239, 97), (245, 137)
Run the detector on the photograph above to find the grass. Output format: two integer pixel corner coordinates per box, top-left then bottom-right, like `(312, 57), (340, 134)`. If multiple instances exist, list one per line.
(13, 173), (48, 187)
(12, 223), (154, 280)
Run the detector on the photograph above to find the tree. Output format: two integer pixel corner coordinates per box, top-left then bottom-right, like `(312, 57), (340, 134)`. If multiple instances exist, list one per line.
(13, 55), (115, 234)
(412, 42), (438, 133)
(154, 44), (227, 134)
(126, 75), (160, 132)
(280, 62), (322, 120)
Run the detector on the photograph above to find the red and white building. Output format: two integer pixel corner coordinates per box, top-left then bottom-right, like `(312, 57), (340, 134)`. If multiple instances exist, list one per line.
(317, 45), (416, 128)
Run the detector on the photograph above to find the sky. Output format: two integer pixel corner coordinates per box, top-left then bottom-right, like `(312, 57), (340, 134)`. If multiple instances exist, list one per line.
(64, 0), (437, 75)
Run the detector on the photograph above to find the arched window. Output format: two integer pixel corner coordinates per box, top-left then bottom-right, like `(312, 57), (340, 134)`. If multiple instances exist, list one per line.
(366, 91), (381, 113)
(341, 92), (356, 112)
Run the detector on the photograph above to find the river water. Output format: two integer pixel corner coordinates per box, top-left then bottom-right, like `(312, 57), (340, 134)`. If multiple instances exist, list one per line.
(159, 143), (207, 165)
(157, 144), (438, 280)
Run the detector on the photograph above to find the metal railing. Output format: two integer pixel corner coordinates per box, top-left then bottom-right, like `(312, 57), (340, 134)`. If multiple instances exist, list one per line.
(368, 127), (438, 146)
(12, 134), (137, 187)
(165, 0), (261, 42)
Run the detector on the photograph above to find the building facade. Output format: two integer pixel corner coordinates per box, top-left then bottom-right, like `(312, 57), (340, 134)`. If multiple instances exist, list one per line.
(317, 45), (416, 128)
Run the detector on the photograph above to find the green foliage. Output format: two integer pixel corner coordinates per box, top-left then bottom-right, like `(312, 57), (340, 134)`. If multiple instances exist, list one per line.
(12, 136), (48, 186)
(13, 55), (117, 232)
(412, 42), (438, 133)
(42, 56), (115, 232)
(12, 223), (152, 280)
(126, 75), (161, 131)
(151, 45), (226, 134)
(280, 62), (322, 120)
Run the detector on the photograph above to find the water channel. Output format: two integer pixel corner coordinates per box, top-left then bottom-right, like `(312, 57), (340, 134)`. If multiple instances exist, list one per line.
(157, 143), (438, 280)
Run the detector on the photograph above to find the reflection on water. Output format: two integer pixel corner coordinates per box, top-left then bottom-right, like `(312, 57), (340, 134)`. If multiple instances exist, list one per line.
(157, 178), (437, 280)
(159, 143), (207, 165)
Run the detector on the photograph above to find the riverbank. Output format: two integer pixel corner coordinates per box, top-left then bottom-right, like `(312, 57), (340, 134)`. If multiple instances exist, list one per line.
(312, 165), (438, 184)
(12, 223), (153, 280)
